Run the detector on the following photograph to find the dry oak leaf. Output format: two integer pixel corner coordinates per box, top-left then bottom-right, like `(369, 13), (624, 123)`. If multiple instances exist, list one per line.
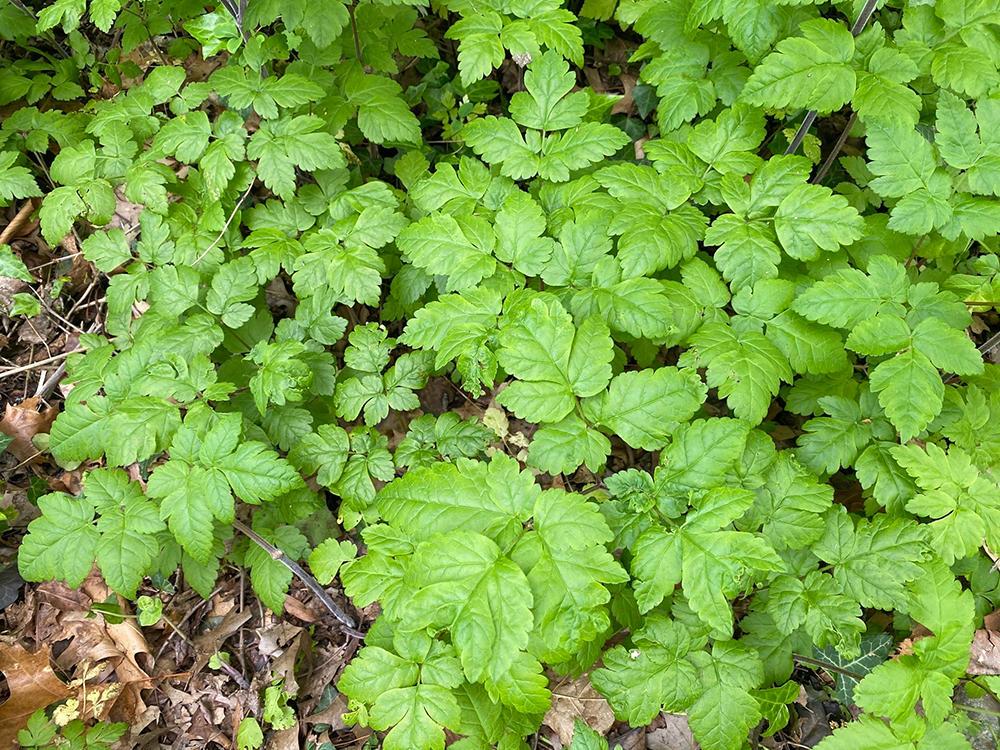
(0, 642), (72, 750)
(0, 396), (58, 462)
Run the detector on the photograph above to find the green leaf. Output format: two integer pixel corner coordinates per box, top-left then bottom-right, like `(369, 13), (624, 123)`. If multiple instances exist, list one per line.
(687, 641), (763, 750)
(147, 461), (225, 562)
(513, 490), (627, 661)
(494, 191), (555, 276)
(18, 492), (98, 589)
(527, 414), (612, 475)
(569, 719), (607, 750)
(773, 184), (864, 261)
(344, 71), (421, 144)
(741, 19), (855, 113)
(246, 524), (309, 613)
(812, 507), (926, 611)
(678, 323), (792, 424)
(214, 441), (303, 504)
(398, 213), (496, 292)
(633, 498), (782, 636)
(89, 468), (165, 598)
(509, 52), (589, 131)
(869, 349), (944, 442)
(0, 244), (32, 282)
(0, 151), (41, 204)
(237, 718), (264, 750)
(743, 452), (833, 550)
(793, 256), (908, 329)
(309, 539), (357, 585)
(497, 303), (613, 423)
(768, 571), (864, 656)
(461, 116), (541, 180)
(246, 115), (345, 199)
(583, 367), (706, 450)
(377, 452), (537, 544)
(853, 47), (921, 127)
(406, 530), (533, 687)
(591, 616), (703, 726)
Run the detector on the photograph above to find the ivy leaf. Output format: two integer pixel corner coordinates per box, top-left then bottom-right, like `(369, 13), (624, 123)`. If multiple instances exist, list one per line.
(812, 633), (894, 706)
(741, 19), (855, 113)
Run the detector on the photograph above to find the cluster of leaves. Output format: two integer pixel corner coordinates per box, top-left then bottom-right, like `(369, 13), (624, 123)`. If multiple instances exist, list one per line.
(4, 0), (1000, 747)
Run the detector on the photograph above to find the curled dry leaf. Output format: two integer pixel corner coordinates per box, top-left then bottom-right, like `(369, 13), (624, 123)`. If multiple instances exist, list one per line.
(0, 642), (72, 750)
(0, 396), (58, 462)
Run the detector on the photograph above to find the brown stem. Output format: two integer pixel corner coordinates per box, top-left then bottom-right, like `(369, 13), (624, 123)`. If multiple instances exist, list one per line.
(348, 3), (363, 63)
(233, 519), (360, 632)
(812, 111), (857, 184)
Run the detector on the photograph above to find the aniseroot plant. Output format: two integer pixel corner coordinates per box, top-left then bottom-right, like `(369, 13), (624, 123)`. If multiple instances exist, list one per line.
(3, 0), (1000, 747)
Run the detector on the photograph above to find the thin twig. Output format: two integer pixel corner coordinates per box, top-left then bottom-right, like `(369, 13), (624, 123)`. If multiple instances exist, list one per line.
(792, 653), (865, 681)
(0, 349), (82, 380)
(232, 519), (360, 632)
(785, 0), (879, 157)
(348, 3), (363, 63)
(812, 112), (857, 184)
(192, 183), (254, 266)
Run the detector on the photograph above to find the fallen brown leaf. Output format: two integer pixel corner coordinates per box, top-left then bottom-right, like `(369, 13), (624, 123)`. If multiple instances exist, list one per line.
(0, 642), (72, 750)
(646, 714), (697, 750)
(968, 629), (1000, 675)
(543, 673), (615, 746)
(0, 397), (58, 462)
